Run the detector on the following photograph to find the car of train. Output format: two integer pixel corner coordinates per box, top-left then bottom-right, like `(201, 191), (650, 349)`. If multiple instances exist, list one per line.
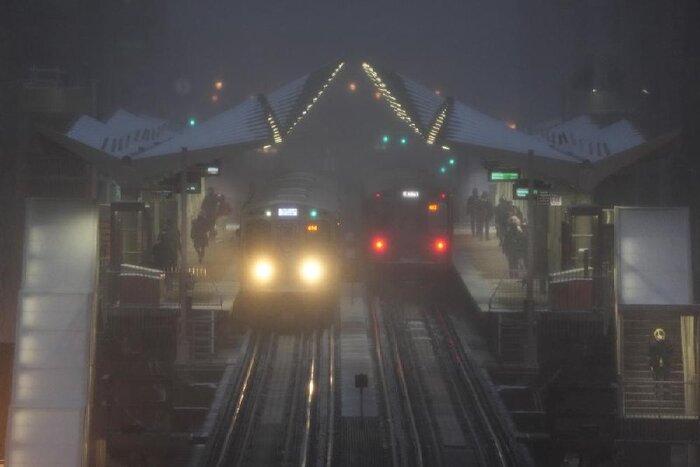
(234, 172), (341, 324)
(362, 168), (453, 276)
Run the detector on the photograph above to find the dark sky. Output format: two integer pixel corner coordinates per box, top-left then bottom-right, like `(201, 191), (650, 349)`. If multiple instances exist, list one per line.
(160, 0), (577, 127)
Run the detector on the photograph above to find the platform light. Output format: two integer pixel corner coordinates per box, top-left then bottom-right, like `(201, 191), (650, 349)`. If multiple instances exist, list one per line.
(642, 88), (650, 95)
(592, 88), (598, 94)
(441, 145), (450, 151)
(215, 80), (223, 91)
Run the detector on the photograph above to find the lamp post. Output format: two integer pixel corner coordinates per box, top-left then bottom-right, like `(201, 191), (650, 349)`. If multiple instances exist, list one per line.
(525, 149), (537, 368)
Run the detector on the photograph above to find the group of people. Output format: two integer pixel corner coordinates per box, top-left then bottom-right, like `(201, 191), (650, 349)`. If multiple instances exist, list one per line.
(151, 187), (232, 282)
(466, 189), (529, 278)
(190, 187), (231, 263)
(465, 188), (493, 240)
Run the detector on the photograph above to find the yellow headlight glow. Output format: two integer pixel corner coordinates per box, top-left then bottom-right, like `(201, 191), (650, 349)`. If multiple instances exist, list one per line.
(300, 258), (323, 284)
(252, 259), (274, 283)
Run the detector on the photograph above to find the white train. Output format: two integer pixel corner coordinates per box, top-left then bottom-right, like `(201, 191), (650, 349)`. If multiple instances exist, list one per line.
(234, 172), (341, 323)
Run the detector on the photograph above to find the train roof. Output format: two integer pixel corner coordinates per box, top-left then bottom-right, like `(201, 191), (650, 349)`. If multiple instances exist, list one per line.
(363, 167), (444, 196)
(243, 172), (339, 215)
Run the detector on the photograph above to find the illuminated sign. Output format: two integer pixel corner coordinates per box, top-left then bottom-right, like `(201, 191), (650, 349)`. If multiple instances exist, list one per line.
(428, 203), (439, 212)
(489, 169), (521, 182)
(402, 190), (420, 198)
(513, 179), (552, 200)
(278, 207), (298, 217)
(306, 224), (319, 232)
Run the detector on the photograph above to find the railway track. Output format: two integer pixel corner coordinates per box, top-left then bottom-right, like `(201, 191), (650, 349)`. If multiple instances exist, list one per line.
(373, 289), (525, 467)
(197, 324), (335, 467)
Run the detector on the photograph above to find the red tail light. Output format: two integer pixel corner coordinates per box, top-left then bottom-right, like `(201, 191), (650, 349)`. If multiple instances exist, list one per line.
(372, 236), (387, 253)
(433, 238), (448, 253)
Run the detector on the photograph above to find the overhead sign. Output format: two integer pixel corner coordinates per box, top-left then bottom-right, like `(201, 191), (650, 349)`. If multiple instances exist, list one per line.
(512, 179), (551, 200)
(278, 207), (298, 217)
(489, 168), (521, 182)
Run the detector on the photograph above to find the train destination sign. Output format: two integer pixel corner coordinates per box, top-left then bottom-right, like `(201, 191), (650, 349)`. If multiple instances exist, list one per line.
(489, 168), (521, 182)
(278, 207), (298, 217)
(402, 190), (420, 198)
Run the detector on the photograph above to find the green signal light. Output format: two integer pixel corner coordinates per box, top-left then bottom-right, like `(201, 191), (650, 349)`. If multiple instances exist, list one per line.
(310, 209), (318, 218)
(382, 134), (390, 144)
(188, 118), (197, 127)
(448, 158), (455, 165)
(440, 166), (446, 174)
(400, 137), (408, 145)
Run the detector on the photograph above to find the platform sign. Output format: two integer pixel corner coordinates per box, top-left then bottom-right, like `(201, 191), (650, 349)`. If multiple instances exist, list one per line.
(489, 168), (520, 182)
(512, 179), (551, 200)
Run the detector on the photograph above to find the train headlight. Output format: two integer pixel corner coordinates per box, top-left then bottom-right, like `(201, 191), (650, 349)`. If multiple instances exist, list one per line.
(299, 258), (323, 284)
(252, 259), (274, 283)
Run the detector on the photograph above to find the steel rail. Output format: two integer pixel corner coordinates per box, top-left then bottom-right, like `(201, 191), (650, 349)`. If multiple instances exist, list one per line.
(232, 334), (277, 467)
(299, 331), (319, 467)
(370, 298), (402, 467)
(325, 325), (336, 467)
(212, 332), (264, 467)
(432, 308), (512, 466)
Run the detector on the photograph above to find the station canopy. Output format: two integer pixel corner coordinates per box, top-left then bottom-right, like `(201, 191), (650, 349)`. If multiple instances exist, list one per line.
(46, 59), (652, 190)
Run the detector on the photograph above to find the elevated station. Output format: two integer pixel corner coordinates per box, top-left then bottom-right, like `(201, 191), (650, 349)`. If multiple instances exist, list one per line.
(3, 59), (697, 466)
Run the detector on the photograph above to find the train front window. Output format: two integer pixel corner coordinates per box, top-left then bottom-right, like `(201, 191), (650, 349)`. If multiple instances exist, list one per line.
(246, 220), (271, 246)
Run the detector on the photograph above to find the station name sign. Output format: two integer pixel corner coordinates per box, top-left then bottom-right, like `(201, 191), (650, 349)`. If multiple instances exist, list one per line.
(488, 168), (521, 182)
(512, 179), (552, 200)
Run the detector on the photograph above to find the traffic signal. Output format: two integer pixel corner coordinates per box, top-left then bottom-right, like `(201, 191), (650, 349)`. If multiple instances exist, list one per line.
(382, 134), (390, 144)
(400, 137), (408, 145)
(448, 158), (455, 165)
(188, 117), (197, 127)
(439, 166), (446, 174)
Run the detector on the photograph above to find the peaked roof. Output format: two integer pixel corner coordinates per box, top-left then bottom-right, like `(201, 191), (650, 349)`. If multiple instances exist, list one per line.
(361, 62), (581, 163)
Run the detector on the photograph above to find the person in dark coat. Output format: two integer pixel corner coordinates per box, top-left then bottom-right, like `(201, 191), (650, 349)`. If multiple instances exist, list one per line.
(478, 191), (494, 240)
(191, 215), (209, 264)
(649, 328), (673, 398)
(466, 188), (479, 236)
(503, 216), (526, 278)
(494, 198), (510, 246)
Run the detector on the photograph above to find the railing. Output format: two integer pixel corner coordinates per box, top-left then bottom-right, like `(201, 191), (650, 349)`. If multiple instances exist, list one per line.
(620, 379), (698, 418)
(488, 278), (549, 313)
(548, 266), (614, 312)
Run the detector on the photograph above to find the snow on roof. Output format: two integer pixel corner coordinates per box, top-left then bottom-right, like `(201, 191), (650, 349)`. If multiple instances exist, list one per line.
(66, 110), (175, 157)
(135, 96), (269, 158)
(445, 102), (581, 161)
(534, 115), (645, 161)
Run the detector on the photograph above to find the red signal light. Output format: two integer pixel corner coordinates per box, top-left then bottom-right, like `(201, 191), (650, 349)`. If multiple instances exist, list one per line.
(440, 192), (447, 199)
(372, 236), (387, 253)
(375, 192), (381, 199)
(433, 238), (448, 253)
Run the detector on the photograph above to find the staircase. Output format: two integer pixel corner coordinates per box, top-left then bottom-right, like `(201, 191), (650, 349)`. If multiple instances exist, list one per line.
(190, 310), (216, 361)
(498, 313), (527, 365)
(621, 316), (686, 416)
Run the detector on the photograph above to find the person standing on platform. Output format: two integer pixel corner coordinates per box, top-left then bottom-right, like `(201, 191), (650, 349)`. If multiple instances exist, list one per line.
(494, 197), (510, 246)
(478, 191), (493, 241)
(466, 188), (479, 236)
(191, 214), (209, 264)
(649, 328), (673, 399)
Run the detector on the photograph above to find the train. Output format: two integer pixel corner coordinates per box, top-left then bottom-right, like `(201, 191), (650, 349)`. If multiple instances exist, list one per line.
(362, 168), (454, 276)
(234, 172), (341, 323)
